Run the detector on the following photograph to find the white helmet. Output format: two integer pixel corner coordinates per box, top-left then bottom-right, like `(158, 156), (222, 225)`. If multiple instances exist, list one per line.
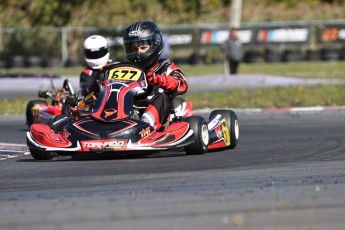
(83, 35), (110, 69)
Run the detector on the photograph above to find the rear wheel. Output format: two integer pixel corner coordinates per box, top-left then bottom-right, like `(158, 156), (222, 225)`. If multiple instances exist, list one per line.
(209, 109), (239, 149)
(184, 116), (209, 155)
(29, 147), (55, 160)
(26, 99), (48, 127)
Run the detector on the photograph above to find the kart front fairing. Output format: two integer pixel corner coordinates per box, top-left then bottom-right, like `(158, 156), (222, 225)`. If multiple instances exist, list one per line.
(27, 63), (194, 154)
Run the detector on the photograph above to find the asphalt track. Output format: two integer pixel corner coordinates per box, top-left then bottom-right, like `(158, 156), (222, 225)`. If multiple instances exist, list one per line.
(1, 109), (345, 230)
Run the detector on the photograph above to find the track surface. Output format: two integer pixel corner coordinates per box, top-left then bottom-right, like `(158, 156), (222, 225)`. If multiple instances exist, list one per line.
(1, 111), (345, 230)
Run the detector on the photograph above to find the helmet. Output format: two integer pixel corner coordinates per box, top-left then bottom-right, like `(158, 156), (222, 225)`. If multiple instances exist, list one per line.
(123, 21), (163, 69)
(83, 35), (110, 69)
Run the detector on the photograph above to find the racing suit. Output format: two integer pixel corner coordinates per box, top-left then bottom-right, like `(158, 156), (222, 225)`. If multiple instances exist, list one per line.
(79, 61), (118, 96)
(79, 67), (104, 97)
(136, 59), (188, 130)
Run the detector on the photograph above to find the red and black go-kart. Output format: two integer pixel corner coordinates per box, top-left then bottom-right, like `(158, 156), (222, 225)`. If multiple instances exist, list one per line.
(25, 79), (75, 127)
(26, 63), (239, 160)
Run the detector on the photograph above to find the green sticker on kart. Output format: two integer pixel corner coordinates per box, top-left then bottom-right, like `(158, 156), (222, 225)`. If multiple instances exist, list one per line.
(108, 67), (142, 81)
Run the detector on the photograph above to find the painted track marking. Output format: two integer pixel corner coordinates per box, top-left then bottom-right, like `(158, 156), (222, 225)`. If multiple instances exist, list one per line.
(0, 142), (30, 160)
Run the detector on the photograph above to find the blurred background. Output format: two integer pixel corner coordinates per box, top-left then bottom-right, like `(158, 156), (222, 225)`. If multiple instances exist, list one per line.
(0, 0), (344, 68)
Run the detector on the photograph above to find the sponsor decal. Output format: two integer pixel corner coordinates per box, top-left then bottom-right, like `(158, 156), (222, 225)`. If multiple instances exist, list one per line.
(208, 118), (219, 130)
(220, 118), (230, 146)
(322, 28), (338, 42)
(31, 104), (42, 121)
(81, 139), (128, 151)
(128, 30), (142, 37)
(201, 30), (252, 44)
(139, 127), (151, 137)
(104, 108), (117, 118)
(214, 126), (223, 139)
(169, 34), (193, 45)
(339, 29), (345, 40)
(320, 27), (345, 42)
(257, 28), (309, 43)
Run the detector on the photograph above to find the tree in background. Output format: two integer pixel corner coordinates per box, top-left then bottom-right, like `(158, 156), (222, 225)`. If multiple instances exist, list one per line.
(0, 0), (344, 28)
(0, 0), (83, 27)
(0, 0), (344, 65)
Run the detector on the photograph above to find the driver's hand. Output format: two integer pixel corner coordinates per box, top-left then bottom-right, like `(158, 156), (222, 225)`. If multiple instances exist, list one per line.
(146, 72), (167, 87)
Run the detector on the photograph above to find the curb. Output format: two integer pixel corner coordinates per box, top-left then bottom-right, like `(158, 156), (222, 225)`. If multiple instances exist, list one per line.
(195, 106), (345, 114)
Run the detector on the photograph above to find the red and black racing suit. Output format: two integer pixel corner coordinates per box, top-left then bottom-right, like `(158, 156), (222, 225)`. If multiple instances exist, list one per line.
(79, 61), (118, 96)
(79, 67), (105, 97)
(136, 59), (188, 130)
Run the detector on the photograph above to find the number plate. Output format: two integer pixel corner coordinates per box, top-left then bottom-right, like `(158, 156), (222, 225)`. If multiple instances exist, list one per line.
(108, 67), (142, 81)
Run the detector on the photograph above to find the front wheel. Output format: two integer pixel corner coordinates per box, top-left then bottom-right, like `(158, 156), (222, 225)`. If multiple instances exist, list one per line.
(29, 147), (55, 160)
(184, 116), (209, 155)
(209, 109), (239, 149)
(26, 99), (48, 127)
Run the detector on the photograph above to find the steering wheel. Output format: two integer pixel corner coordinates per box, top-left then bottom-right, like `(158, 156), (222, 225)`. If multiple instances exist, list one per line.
(134, 83), (154, 101)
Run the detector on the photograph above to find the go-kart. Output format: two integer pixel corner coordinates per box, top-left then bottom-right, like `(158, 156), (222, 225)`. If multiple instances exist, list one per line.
(25, 79), (75, 127)
(26, 63), (239, 160)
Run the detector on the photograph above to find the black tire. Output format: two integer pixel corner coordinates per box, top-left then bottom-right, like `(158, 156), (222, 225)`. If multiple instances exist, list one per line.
(26, 99), (48, 127)
(44, 57), (63, 68)
(321, 47), (340, 61)
(243, 50), (262, 63)
(283, 50), (303, 62)
(209, 109), (239, 149)
(0, 58), (6, 68)
(305, 49), (321, 61)
(26, 56), (43, 67)
(184, 116), (209, 155)
(264, 48), (282, 63)
(66, 58), (82, 67)
(29, 147), (55, 160)
(11, 55), (26, 67)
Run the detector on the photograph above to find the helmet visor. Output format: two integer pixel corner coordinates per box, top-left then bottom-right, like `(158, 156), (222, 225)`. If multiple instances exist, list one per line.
(84, 47), (109, 59)
(124, 39), (155, 54)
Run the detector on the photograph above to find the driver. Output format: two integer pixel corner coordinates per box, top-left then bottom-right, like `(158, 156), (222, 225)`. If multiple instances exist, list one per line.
(123, 21), (188, 131)
(80, 35), (113, 97)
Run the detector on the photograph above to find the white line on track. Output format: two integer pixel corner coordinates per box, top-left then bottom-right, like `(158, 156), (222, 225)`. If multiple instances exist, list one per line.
(0, 142), (30, 160)
(0, 149), (26, 153)
(0, 142), (27, 147)
(0, 152), (30, 160)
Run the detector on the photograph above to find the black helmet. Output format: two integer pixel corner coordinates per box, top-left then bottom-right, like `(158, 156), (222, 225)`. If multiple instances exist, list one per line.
(123, 21), (163, 69)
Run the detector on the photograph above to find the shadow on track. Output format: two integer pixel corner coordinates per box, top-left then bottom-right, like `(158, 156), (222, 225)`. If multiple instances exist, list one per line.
(18, 149), (187, 162)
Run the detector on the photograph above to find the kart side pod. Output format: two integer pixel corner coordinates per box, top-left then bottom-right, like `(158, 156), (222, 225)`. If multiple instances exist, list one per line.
(207, 109), (239, 150)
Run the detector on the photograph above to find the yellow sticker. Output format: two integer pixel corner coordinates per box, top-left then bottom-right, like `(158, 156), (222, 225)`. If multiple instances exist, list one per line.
(108, 67), (142, 81)
(221, 118), (231, 146)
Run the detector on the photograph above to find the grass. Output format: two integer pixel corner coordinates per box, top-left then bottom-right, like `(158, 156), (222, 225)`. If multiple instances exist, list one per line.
(185, 85), (345, 110)
(239, 61), (345, 79)
(1, 61), (345, 79)
(1, 61), (345, 115)
(0, 98), (30, 115)
(181, 61), (345, 79)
